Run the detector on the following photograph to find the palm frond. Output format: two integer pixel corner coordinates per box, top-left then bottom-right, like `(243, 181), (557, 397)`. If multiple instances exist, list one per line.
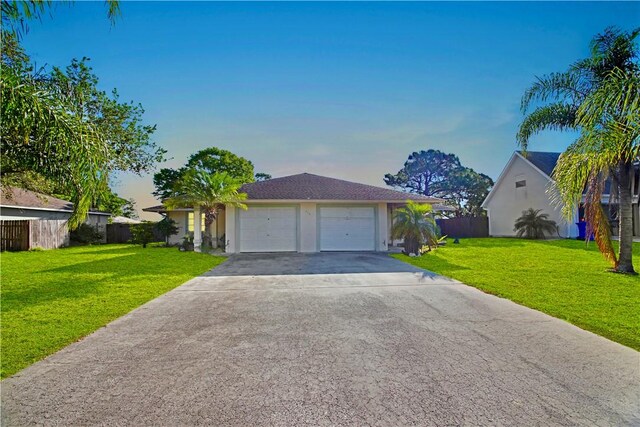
(584, 174), (618, 267)
(520, 71), (589, 113)
(516, 103), (578, 149)
(513, 208), (558, 239)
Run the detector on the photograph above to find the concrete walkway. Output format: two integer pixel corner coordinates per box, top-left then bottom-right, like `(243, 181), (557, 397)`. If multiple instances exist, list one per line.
(2, 253), (639, 426)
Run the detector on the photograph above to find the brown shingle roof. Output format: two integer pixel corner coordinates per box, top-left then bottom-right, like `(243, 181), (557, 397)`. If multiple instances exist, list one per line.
(240, 173), (442, 202)
(0, 187), (110, 215)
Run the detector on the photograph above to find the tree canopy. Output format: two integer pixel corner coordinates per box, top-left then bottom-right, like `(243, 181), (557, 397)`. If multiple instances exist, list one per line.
(153, 147), (263, 200)
(1, 1), (162, 228)
(384, 149), (493, 217)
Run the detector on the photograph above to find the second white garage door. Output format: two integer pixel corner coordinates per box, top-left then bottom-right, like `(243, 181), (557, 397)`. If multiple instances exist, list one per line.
(239, 207), (297, 252)
(319, 207), (376, 251)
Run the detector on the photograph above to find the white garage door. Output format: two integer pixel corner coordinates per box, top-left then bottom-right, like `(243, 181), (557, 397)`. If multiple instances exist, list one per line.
(320, 207), (375, 251)
(239, 207), (297, 252)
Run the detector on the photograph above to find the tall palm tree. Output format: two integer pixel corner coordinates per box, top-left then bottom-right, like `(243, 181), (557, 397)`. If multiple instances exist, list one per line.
(391, 201), (440, 255)
(514, 208), (559, 239)
(518, 27), (639, 274)
(164, 170), (247, 248)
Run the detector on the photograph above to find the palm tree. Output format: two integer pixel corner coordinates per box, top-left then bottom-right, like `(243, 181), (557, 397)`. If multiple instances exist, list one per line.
(518, 27), (639, 274)
(1, 1), (120, 229)
(391, 201), (440, 256)
(514, 208), (559, 239)
(164, 170), (247, 249)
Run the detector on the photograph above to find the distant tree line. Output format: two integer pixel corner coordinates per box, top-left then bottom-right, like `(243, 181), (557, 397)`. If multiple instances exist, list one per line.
(384, 149), (494, 217)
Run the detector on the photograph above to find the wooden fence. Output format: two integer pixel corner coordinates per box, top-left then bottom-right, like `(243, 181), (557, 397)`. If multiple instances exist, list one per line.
(106, 223), (164, 244)
(1, 219), (69, 251)
(437, 216), (489, 238)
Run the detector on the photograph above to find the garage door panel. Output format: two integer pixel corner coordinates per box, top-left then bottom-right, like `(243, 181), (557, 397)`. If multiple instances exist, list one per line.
(319, 207), (375, 251)
(239, 207), (297, 252)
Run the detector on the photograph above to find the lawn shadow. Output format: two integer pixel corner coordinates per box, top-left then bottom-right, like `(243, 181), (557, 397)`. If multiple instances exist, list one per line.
(3, 251), (189, 311)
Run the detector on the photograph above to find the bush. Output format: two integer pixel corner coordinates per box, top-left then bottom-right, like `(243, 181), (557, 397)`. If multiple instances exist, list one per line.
(70, 224), (104, 245)
(130, 221), (156, 248)
(514, 208), (559, 239)
(155, 217), (179, 246)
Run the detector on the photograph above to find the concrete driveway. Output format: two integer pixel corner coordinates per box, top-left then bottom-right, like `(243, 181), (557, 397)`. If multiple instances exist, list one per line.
(2, 253), (639, 426)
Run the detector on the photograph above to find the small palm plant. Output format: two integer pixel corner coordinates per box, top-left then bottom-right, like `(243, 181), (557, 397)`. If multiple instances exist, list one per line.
(391, 201), (440, 255)
(165, 169), (247, 248)
(514, 208), (559, 239)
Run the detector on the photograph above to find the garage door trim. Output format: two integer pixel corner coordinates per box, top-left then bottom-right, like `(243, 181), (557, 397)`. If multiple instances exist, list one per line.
(236, 204), (300, 252)
(316, 204), (378, 252)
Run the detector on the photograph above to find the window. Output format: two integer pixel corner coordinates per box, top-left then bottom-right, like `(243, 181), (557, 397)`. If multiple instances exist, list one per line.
(515, 174), (527, 200)
(187, 212), (206, 232)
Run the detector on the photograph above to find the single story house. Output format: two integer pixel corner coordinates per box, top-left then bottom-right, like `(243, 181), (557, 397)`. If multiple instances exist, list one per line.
(144, 172), (444, 253)
(481, 151), (640, 238)
(0, 187), (111, 248)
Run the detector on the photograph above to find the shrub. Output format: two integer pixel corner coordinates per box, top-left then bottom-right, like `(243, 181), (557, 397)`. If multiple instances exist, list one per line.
(514, 208), (559, 239)
(70, 224), (104, 245)
(130, 221), (156, 248)
(155, 217), (179, 246)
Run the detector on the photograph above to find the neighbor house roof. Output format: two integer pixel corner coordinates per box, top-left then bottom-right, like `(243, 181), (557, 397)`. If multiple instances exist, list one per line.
(110, 215), (142, 224)
(0, 187), (111, 215)
(143, 173), (443, 212)
(519, 151), (561, 178)
(239, 173), (442, 202)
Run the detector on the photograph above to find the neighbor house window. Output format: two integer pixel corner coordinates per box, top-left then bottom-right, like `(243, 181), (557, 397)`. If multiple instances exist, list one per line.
(187, 212), (206, 232)
(515, 174), (527, 200)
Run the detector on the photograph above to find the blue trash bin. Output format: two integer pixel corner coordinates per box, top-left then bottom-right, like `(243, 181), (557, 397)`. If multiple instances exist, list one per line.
(576, 222), (594, 241)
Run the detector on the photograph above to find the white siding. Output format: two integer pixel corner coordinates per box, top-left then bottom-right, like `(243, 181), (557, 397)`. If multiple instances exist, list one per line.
(484, 155), (576, 238)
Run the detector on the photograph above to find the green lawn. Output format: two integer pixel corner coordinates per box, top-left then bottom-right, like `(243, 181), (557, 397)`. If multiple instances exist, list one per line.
(393, 238), (640, 350)
(1, 244), (224, 379)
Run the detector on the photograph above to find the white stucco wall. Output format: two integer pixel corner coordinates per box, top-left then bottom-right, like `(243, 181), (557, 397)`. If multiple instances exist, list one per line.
(484, 155), (577, 238)
(377, 202), (389, 251)
(166, 211), (188, 245)
(225, 205), (237, 253)
(299, 202), (317, 252)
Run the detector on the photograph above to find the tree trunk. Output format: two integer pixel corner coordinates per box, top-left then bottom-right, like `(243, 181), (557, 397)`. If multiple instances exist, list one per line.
(616, 161), (636, 274)
(404, 236), (420, 256)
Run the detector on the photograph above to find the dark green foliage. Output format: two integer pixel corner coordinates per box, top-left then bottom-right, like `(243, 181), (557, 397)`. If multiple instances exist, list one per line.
(390, 201), (440, 255)
(153, 147), (256, 200)
(255, 172), (272, 181)
(70, 224), (104, 245)
(384, 149), (494, 217)
(130, 222), (156, 248)
(153, 168), (184, 200)
(514, 208), (558, 239)
(155, 217), (179, 245)
(1, 2), (161, 229)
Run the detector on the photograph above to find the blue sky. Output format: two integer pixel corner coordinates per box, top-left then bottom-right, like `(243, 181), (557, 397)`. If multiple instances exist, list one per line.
(21, 1), (639, 218)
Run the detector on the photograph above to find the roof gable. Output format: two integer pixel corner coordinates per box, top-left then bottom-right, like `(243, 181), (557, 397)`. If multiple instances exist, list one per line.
(239, 173), (442, 202)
